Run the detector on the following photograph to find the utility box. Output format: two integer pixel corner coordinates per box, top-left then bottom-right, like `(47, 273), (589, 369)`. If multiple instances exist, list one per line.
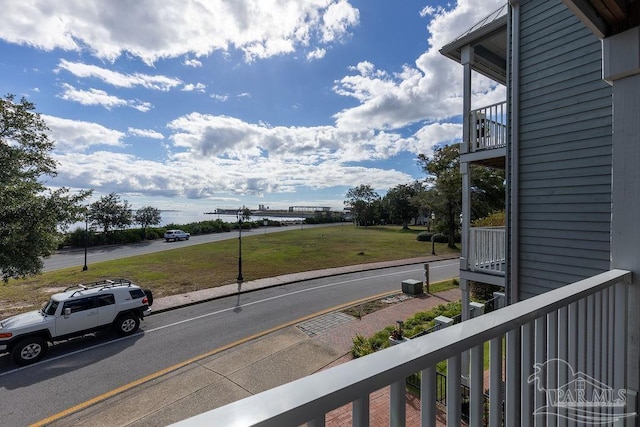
(401, 279), (424, 295)
(469, 301), (485, 319)
(434, 315), (454, 330)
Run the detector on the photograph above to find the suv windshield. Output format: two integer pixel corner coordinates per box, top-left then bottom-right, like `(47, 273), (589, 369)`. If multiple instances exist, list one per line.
(42, 299), (59, 316)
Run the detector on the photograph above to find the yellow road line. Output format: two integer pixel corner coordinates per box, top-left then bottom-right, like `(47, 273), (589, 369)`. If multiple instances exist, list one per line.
(31, 290), (399, 426)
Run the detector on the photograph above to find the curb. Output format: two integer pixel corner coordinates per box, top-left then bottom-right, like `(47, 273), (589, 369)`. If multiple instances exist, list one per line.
(148, 254), (460, 315)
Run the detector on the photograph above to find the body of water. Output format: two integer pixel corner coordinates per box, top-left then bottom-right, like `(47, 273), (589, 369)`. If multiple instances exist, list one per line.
(63, 211), (304, 232)
(161, 211), (304, 226)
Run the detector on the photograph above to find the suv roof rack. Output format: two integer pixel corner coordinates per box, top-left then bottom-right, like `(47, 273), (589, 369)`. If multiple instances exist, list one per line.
(64, 279), (135, 296)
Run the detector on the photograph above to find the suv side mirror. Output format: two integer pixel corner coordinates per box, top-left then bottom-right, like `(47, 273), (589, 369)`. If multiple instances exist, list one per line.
(64, 307), (71, 318)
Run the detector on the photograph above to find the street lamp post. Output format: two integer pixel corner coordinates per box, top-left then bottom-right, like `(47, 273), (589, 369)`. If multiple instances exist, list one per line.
(83, 214), (89, 271)
(236, 210), (244, 283)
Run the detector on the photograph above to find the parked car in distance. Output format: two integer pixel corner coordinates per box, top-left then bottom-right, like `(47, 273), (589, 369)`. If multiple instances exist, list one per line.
(164, 229), (190, 242)
(0, 279), (152, 366)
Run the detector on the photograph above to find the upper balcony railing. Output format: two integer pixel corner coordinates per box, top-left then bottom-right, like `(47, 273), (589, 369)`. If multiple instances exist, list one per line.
(171, 269), (632, 427)
(470, 101), (506, 152)
(468, 226), (505, 275)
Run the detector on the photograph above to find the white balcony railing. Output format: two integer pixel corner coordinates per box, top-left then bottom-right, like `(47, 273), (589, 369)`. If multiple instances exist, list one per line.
(470, 102), (506, 152)
(171, 269), (632, 427)
(469, 226), (505, 275)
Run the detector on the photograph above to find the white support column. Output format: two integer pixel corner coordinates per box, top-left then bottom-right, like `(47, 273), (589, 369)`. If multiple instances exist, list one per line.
(459, 46), (473, 329)
(461, 45), (473, 155)
(604, 26), (640, 420)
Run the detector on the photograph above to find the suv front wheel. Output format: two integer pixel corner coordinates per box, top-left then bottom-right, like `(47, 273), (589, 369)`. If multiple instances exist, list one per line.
(12, 336), (48, 366)
(114, 313), (140, 336)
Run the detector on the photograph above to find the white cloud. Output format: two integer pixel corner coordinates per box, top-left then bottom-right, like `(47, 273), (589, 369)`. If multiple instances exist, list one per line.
(0, 0), (360, 64)
(128, 127), (164, 139)
(320, 0), (359, 43)
(18, 1), (508, 207)
(58, 83), (154, 111)
(210, 93), (229, 102)
(307, 48), (326, 61)
(332, 0), (506, 132)
(184, 58), (202, 67)
(44, 115), (126, 152)
(58, 84), (128, 109)
(182, 83), (207, 92)
(56, 59), (182, 91)
(52, 149), (411, 200)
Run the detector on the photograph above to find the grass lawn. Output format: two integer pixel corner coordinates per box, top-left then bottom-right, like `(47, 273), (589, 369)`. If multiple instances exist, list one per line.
(1, 224), (459, 318)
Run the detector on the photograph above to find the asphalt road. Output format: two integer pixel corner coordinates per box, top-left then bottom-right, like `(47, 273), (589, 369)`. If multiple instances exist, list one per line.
(0, 259), (459, 426)
(43, 223), (339, 271)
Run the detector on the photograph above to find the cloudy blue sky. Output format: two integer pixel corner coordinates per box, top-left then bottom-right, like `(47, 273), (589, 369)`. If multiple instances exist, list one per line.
(1, 0), (505, 216)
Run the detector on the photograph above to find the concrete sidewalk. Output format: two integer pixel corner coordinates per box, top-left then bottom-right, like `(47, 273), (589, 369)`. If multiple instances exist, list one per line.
(46, 255), (460, 427)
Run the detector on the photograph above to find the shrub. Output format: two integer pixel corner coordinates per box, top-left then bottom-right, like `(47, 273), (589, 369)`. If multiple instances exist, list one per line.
(433, 234), (448, 243)
(350, 301), (463, 356)
(472, 210), (505, 227)
(416, 232), (448, 243)
(470, 281), (503, 301)
(351, 334), (374, 358)
(416, 231), (432, 242)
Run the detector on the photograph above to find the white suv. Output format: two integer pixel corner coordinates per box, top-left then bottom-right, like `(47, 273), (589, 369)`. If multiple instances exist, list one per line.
(164, 229), (190, 241)
(0, 279), (152, 366)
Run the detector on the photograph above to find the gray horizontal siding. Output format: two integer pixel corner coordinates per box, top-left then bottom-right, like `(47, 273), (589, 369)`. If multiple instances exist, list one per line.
(514, 0), (612, 298)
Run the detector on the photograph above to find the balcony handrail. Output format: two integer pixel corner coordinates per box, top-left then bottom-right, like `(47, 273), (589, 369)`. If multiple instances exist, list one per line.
(470, 101), (506, 152)
(171, 269), (631, 427)
(468, 226), (505, 274)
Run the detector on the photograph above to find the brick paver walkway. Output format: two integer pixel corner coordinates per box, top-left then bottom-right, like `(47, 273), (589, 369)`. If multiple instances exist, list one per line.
(317, 288), (461, 354)
(307, 288), (462, 426)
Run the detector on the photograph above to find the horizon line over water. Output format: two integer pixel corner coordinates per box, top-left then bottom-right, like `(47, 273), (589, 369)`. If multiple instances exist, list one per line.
(161, 210), (304, 227)
(64, 210), (305, 232)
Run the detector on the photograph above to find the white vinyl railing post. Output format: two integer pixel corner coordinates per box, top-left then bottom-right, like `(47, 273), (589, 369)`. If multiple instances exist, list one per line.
(490, 336), (503, 426)
(614, 282), (627, 424)
(447, 355), (462, 425)
(390, 380), (405, 427)
(534, 315), (547, 427)
(521, 322), (533, 427)
(308, 417), (325, 427)
(547, 311), (558, 427)
(558, 306), (568, 427)
(470, 343), (484, 427)
(421, 365), (437, 426)
(352, 396), (369, 427)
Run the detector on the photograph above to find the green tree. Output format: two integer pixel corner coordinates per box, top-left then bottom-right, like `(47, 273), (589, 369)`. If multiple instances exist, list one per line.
(384, 183), (421, 229)
(469, 166), (505, 220)
(240, 206), (252, 222)
(134, 206), (162, 236)
(89, 192), (132, 234)
(0, 94), (91, 281)
(418, 144), (462, 248)
(345, 184), (380, 226)
(418, 143), (505, 248)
